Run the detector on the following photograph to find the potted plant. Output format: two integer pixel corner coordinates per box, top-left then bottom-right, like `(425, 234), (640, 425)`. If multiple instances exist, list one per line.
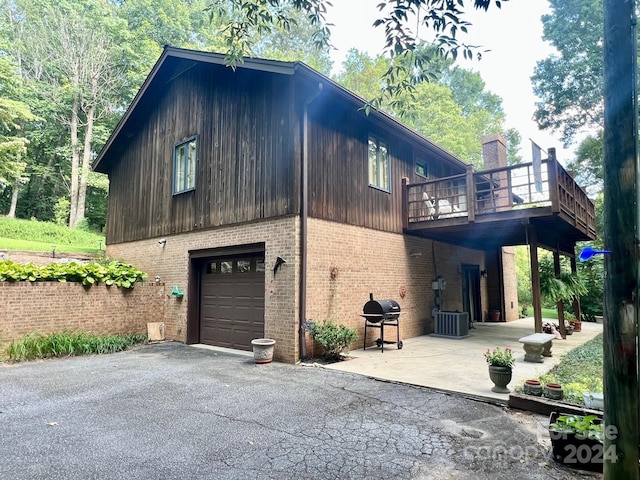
(484, 346), (515, 393)
(548, 412), (606, 472)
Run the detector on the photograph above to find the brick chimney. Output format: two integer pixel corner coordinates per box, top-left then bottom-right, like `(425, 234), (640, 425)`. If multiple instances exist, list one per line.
(482, 134), (507, 170)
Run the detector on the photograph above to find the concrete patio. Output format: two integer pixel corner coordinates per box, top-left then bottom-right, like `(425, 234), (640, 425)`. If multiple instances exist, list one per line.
(324, 317), (603, 402)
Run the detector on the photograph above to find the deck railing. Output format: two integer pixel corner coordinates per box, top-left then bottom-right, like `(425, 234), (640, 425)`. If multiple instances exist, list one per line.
(403, 155), (596, 238)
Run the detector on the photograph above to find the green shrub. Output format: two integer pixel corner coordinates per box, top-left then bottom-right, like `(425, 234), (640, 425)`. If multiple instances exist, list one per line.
(7, 332), (148, 361)
(0, 260), (146, 288)
(537, 334), (603, 405)
(311, 321), (358, 361)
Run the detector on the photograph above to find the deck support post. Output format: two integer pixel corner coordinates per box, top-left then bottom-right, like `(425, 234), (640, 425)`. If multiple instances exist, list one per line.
(553, 248), (567, 338)
(570, 254), (582, 322)
(528, 225), (543, 333)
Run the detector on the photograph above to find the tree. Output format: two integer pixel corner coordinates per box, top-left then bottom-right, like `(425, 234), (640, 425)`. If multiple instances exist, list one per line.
(566, 132), (604, 195)
(210, 0), (505, 104)
(0, 56), (34, 212)
(531, 0), (604, 146)
(15, 0), (128, 227)
(335, 48), (517, 168)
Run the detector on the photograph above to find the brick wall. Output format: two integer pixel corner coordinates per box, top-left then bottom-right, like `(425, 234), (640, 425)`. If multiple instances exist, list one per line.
(502, 246), (519, 321)
(0, 282), (164, 349)
(103, 216), (495, 362)
(305, 218), (488, 350)
(105, 217), (299, 363)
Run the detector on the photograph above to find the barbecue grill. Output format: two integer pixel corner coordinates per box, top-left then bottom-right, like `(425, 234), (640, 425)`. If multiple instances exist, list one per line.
(361, 293), (403, 352)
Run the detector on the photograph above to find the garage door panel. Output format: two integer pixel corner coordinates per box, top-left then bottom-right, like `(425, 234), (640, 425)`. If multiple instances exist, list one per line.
(199, 255), (265, 350)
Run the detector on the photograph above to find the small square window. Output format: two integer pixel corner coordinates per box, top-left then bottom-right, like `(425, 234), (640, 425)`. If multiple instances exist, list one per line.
(237, 260), (251, 273)
(415, 160), (428, 178)
(220, 261), (233, 274)
(173, 136), (197, 194)
(206, 262), (217, 274)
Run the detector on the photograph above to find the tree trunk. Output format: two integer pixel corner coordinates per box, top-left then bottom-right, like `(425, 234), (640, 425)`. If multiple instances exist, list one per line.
(602, 0), (639, 478)
(7, 180), (19, 217)
(76, 102), (95, 226)
(68, 94), (80, 228)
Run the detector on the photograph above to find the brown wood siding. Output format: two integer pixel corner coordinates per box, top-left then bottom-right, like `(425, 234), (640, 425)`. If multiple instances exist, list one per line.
(105, 62), (298, 244)
(306, 98), (462, 233)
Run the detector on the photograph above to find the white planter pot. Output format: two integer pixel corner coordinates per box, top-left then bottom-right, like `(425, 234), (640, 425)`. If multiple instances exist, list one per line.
(251, 338), (276, 364)
(583, 392), (604, 410)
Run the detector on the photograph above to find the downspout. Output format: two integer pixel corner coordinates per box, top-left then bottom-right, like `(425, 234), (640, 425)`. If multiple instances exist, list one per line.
(299, 82), (323, 361)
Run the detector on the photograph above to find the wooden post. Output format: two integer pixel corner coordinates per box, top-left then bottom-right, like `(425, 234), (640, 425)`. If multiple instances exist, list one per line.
(554, 249), (567, 339)
(570, 255), (582, 323)
(466, 165), (475, 222)
(547, 148), (560, 214)
(528, 225), (543, 333)
(401, 177), (409, 230)
(603, 0), (639, 477)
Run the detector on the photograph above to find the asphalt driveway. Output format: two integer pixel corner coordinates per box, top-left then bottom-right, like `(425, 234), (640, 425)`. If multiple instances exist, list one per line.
(1, 342), (596, 480)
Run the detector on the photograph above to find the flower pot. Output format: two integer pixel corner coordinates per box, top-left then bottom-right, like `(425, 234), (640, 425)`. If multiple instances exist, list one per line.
(489, 310), (501, 322)
(570, 321), (582, 332)
(523, 379), (543, 396)
(583, 392), (604, 410)
(544, 383), (564, 400)
(488, 365), (512, 393)
(549, 412), (603, 473)
(251, 338), (276, 364)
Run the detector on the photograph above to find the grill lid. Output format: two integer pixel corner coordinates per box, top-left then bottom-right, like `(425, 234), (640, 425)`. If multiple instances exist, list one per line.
(362, 293), (400, 322)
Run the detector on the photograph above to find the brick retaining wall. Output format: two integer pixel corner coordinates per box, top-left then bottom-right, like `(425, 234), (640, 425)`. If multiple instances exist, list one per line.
(0, 282), (165, 349)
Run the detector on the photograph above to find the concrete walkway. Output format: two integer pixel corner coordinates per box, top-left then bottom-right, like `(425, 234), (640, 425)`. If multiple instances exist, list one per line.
(325, 317), (603, 402)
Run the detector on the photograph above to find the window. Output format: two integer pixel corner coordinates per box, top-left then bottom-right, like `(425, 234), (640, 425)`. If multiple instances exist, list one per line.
(415, 160), (428, 178)
(173, 136), (197, 194)
(368, 136), (390, 192)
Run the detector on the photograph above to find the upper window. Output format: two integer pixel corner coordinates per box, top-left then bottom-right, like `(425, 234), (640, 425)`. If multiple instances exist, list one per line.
(173, 136), (197, 194)
(368, 136), (390, 192)
(415, 160), (428, 178)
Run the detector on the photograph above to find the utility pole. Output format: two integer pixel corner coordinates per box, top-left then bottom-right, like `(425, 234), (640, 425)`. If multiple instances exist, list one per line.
(602, 0), (639, 478)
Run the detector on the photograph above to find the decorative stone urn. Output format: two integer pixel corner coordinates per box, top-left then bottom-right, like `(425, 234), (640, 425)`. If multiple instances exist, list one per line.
(488, 365), (512, 393)
(251, 338), (276, 364)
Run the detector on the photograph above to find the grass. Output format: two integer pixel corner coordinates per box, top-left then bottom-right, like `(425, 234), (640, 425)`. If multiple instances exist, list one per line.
(537, 333), (603, 405)
(6, 332), (148, 361)
(542, 307), (559, 319)
(0, 217), (105, 254)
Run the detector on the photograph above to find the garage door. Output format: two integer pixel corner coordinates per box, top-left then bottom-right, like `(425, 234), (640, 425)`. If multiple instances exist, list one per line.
(199, 254), (265, 350)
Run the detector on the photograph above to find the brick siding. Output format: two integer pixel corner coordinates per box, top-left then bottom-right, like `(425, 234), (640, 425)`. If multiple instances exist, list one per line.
(102, 216), (509, 362)
(105, 217), (299, 363)
(305, 218), (489, 350)
(0, 282), (164, 350)
(501, 246), (519, 321)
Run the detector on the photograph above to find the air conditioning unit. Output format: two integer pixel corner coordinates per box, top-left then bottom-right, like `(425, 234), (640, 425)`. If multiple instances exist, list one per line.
(433, 311), (469, 338)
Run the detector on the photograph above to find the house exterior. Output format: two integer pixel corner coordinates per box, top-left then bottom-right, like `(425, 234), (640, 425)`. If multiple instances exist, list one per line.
(94, 47), (594, 363)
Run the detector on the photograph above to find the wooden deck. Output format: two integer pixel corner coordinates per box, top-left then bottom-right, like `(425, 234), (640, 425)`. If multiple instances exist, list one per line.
(402, 153), (597, 254)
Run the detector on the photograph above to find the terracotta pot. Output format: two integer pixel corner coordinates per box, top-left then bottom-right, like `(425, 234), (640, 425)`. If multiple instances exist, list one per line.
(544, 382), (564, 400)
(524, 379), (543, 396)
(488, 365), (512, 393)
(571, 321), (582, 332)
(489, 310), (501, 322)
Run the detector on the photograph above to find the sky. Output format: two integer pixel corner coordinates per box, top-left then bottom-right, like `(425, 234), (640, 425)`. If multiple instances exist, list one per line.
(325, 1), (576, 163)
